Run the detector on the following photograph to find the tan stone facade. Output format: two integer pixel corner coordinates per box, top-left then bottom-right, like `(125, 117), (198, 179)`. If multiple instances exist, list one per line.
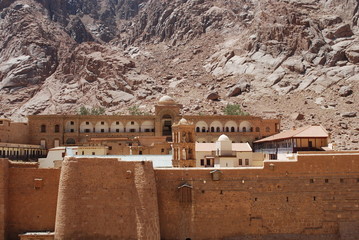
(23, 97), (279, 153)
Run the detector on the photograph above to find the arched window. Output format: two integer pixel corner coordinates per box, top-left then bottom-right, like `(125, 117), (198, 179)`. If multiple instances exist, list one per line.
(250, 127), (253, 132)
(40, 125), (46, 133)
(211, 127), (215, 132)
(256, 127), (260, 132)
(231, 127), (235, 132)
(225, 127), (229, 132)
(216, 127), (221, 132)
(196, 127), (200, 132)
(202, 127), (206, 132)
(242, 127), (246, 132)
(266, 127), (270, 132)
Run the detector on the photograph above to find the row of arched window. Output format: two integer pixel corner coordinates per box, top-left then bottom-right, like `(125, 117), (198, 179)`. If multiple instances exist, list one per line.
(196, 126), (270, 133)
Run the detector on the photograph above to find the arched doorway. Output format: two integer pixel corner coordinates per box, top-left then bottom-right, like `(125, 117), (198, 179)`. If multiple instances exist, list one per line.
(162, 114), (173, 138)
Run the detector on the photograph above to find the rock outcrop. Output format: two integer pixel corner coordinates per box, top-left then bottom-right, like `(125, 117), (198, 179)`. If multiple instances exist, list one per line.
(0, 0), (358, 149)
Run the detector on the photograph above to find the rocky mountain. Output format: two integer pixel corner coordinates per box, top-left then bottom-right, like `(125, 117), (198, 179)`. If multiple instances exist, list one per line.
(0, 0), (358, 149)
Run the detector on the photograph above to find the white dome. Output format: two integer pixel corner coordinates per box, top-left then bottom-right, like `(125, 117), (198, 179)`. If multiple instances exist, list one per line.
(158, 95), (176, 105)
(178, 118), (189, 125)
(218, 134), (230, 142)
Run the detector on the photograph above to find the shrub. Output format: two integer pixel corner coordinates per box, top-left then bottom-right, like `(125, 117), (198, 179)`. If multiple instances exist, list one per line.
(223, 104), (248, 116)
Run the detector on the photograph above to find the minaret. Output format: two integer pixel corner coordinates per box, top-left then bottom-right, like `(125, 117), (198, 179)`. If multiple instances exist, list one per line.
(171, 118), (196, 167)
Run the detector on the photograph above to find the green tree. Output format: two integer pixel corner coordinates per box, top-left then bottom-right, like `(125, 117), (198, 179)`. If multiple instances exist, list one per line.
(223, 104), (248, 116)
(79, 106), (90, 115)
(79, 106), (105, 115)
(128, 105), (143, 115)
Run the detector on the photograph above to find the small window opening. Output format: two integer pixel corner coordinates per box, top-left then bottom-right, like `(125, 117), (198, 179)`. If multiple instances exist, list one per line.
(310, 179), (314, 183)
(325, 179), (329, 183)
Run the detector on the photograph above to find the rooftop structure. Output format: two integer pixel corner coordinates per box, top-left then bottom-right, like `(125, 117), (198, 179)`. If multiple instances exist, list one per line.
(254, 125), (330, 160)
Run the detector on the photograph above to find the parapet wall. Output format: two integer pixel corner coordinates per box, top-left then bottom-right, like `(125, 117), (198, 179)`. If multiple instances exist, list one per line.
(54, 157), (160, 240)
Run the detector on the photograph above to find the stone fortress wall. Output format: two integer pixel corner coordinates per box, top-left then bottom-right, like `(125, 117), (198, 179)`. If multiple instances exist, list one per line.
(1, 152), (359, 240)
(55, 157), (160, 240)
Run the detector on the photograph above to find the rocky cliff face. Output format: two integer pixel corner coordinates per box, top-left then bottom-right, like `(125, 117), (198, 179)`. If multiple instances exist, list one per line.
(0, 0), (358, 149)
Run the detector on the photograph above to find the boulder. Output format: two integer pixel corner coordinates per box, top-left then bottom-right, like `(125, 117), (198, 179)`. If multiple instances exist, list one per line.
(207, 92), (220, 100)
(324, 23), (353, 39)
(282, 57), (305, 73)
(226, 82), (250, 97)
(341, 112), (357, 118)
(345, 44), (359, 64)
(338, 86), (353, 97)
(291, 113), (304, 120)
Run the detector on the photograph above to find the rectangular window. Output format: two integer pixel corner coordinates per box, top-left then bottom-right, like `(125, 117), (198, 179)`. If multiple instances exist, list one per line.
(101, 121), (104, 125)
(70, 129), (74, 132)
(200, 159), (204, 166)
(92, 152), (95, 155)
(239, 159), (243, 166)
(131, 121), (134, 125)
(116, 129), (120, 132)
(70, 121), (74, 125)
(245, 159), (249, 166)
(0, 121), (3, 125)
(82, 151), (84, 155)
(116, 121), (119, 125)
(161, 148), (165, 153)
(40, 125), (46, 133)
(101, 129), (105, 133)
(55, 125), (60, 133)
(145, 129), (150, 132)
(85, 129), (90, 133)
(206, 159), (211, 166)
(108, 146), (112, 150)
(130, 129), (135, 132)
(86, 122), (89, 125)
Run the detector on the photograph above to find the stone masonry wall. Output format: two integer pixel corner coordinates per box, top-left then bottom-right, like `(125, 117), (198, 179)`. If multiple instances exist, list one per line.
(155, 153), (359, 240)
(7, 164), (60, 240)
(2, 153), (359, 240)
(54, 157), (160, 240)
(0, 159), (9, 240)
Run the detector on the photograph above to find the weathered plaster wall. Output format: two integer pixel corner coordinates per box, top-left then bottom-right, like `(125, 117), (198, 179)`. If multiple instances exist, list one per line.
(54, 157), (160, 240)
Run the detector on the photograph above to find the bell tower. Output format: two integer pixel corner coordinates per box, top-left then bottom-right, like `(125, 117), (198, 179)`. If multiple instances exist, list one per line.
(154, 96), (182, 141)
(172, 118), (196, 167)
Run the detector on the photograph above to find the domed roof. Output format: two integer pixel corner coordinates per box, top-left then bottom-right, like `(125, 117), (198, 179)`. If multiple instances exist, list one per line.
(218, 134), (230, 142)
(158, 95), (176, 105)
(178, 118), (189, 125)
